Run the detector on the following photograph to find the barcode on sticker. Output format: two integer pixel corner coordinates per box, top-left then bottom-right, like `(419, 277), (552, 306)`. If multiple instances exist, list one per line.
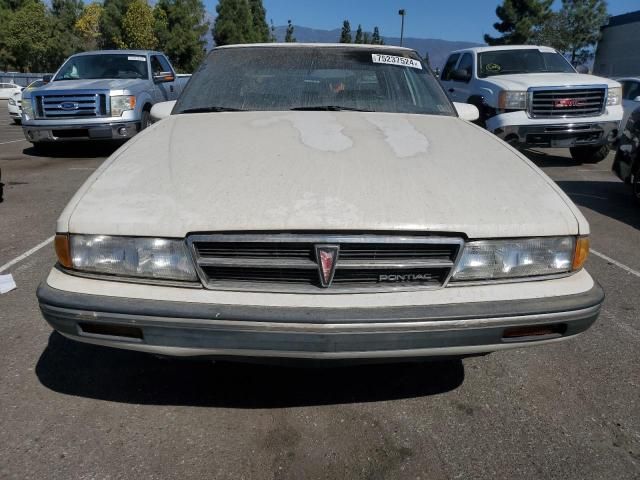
(372, 54), (422, 69)
(128, 56), (146, 62)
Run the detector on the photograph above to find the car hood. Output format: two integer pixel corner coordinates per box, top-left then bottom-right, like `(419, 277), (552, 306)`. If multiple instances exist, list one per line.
(60, 111), (585, 238)
(24, 78), (146, 95)
(485, 73), (619, 91)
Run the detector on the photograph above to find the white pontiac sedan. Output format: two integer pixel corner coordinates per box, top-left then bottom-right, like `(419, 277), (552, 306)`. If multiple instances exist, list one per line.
(38, 44), (603, 362)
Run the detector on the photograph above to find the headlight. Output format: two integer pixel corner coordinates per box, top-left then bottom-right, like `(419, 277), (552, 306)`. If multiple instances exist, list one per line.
(8, 97), (16, 105)
(452, 236), (588, 281)
(21, 98), (33, 118)
(110, 95), (136, 116)
(56, 234), (197, 282)
(607, 86), (621, 106)
(498, 91), (527, 110)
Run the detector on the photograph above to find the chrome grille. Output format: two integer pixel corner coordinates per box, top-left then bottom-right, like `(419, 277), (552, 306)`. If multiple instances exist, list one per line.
(34, 92), (107, 118)
(528, 86), (606, 118)
(188, 234), (464, 293)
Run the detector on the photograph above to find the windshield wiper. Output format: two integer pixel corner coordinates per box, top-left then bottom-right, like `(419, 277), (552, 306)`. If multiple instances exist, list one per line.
(180, 106), (245, 113)
(290, 105), (373, 112)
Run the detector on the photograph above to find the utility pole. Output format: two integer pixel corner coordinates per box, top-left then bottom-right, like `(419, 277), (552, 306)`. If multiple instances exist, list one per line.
(398, 9), (406, 46)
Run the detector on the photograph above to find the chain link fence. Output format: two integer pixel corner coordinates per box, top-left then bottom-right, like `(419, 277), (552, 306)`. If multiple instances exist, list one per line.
(0, 72), (52, 86)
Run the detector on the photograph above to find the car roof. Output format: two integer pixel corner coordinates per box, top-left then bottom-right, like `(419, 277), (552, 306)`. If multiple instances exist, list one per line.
(70, 50), (162, 57)
(215, 43), (415, 53)
(449, 45), (559, 55)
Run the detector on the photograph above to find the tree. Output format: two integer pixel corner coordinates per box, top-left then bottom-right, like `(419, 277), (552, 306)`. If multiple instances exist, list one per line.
(75, 2), (103, 50)
(484, 0), (553, 45)
(362, 32), (370, 44)
(3, 0), (54, 71)
(120, 0), (157, 49)
(212, 0), (254, 46)
(531, 10), (570, 51)
(99, 0), (133, 48)
(248, 0), (269, 42)
(354, 24), (363, 43)
(339, 20), (351, 43)
(371, 26), (383, 44)
(560, 0), (608, 65)
(154, 0), (208, 72)
(50, 0), (84, 67)
(284, 19), (295, 42)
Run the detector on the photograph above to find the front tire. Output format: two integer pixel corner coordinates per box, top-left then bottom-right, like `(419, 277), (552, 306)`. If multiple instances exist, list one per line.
(140, 109), (151, 131)
(570, 144), (611, 163)
(12, 118), (21, 125)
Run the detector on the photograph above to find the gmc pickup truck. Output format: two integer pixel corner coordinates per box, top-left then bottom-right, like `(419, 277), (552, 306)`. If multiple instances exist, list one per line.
(440, 45), (623, 163)
(20, 50), (189, 148)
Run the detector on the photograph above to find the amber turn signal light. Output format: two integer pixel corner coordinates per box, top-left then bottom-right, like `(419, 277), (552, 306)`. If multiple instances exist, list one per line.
(572, 236), (589, 271)
(54, 234), (72, 268)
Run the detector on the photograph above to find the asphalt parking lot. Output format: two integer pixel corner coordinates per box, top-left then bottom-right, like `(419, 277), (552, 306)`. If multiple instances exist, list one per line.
(0, 100), (638, 479)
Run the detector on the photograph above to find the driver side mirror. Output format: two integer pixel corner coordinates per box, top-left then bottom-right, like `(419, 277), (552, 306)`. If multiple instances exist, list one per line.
(634, 96), (640, 102)
(451, 68), (471, 82)
(42, 74), (52, 83)
(150, 100), (176, 123)
(453, 102), (479, 122)
(153, 71), (175, 83)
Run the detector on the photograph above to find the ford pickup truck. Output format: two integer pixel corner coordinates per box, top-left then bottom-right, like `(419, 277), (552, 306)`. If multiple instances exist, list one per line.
(440, 45), (623, 163)
(20, 50), (188, 148)
(37, 44), (603, 363)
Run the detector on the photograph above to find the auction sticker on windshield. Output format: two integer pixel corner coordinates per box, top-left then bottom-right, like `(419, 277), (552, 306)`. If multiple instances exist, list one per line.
(372, 54), (422, 69)
(128, 56), (146, 62)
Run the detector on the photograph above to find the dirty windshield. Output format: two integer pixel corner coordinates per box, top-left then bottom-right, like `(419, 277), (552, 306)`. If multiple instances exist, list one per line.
(478, 49), (576, 78)
(54, 54), (149, 80)
(174, 46), (455, 115)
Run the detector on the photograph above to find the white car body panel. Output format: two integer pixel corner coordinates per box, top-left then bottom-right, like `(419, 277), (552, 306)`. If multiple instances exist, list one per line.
(0, 82), (21, 99)
(57, 111), (586, 239)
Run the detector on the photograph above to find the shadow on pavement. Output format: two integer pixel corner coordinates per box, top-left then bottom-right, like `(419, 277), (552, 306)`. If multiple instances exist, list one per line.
(21, 141), (123, 159)
(555, 180), (640, 230)
(36, 332), (465, 408)
(522, 148), (582, 168)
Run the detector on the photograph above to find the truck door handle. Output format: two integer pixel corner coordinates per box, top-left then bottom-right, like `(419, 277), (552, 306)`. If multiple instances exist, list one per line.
(448, 88), (455, 93)
(170, 85), (174, 93)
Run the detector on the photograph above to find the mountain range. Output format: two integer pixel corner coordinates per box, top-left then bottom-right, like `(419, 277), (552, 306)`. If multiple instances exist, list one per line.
(204, 23), (482, 69)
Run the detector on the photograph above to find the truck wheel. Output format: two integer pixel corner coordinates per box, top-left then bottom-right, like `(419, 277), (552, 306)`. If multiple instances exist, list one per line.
(31, 142), (51, 155)
(140, 109), (151, 130)
(13, 118), (21, 125)
(569, 145), (611, 164)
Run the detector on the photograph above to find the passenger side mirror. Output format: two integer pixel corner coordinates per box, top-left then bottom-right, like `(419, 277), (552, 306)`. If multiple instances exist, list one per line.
(634, 96), (640, 102)
(150, 100), (176, 123)
(42, 74), (52, 83)
(453, 102), (479, 122)
(153, 71), (175, 83)
(451, 68), (471, 82)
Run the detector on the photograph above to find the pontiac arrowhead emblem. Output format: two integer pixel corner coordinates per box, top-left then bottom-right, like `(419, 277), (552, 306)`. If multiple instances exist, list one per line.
(315, 245), (339, 288)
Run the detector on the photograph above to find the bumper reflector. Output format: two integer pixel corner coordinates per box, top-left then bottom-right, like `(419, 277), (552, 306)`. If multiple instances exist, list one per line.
(502, 324), (566, 341)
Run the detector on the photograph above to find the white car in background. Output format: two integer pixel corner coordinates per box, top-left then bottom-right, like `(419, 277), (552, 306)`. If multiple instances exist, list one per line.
(617, 77), (640, 131)
(7, 80), (45, 124)
(0, 82), (21, 99)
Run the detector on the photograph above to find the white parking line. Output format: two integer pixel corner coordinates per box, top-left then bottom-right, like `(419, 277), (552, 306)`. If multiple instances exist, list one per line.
(0, 138), (26, 145)
(0, 236), (54, 273)
(591, 249), (640, 278)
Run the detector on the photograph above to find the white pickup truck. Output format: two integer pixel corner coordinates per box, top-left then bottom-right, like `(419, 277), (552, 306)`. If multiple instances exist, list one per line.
(440, 45), (623, 163)
(20, 50), (189, 149)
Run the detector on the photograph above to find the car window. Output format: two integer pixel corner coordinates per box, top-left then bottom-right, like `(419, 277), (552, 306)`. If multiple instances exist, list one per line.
(175, 46), (455, 116)
(441, 54), (460, 81)
(54, 54), (149, 80)
(454, 53), (473, 82)
(151, 55), (172, 75)
(478, 49), (575, 78)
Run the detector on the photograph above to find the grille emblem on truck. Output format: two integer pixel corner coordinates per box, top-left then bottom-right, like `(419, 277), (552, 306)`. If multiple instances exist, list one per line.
(59, 102), (79, 110)
(315, 245), (339, 287)
(553, 98), (584, 108)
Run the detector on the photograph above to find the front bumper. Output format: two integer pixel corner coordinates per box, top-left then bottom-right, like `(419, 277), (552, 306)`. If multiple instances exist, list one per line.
(37, 278), (604, 361)
(22, 121), (138, 143)
(486, 108), (623, 148)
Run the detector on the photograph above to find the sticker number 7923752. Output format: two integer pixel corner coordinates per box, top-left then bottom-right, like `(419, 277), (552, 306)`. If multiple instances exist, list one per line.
(371, 54), (422, 69)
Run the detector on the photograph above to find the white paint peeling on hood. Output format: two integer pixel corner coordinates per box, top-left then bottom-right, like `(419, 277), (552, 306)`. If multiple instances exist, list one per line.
(252, 112), (353, 152)
(364, 114), (429, 158)
(61, 111), (583, 239)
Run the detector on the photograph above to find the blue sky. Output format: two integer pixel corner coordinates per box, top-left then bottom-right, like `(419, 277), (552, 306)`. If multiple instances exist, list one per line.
(204, 0), (639, 43)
